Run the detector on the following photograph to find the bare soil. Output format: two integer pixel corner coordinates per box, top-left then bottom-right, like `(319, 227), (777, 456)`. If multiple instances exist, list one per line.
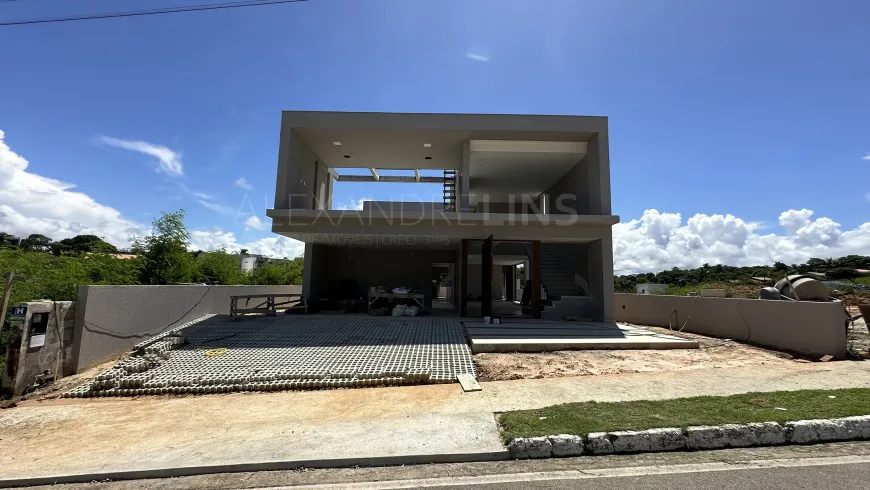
(4, 359), (118, 403)
(474, 326), (797, 382)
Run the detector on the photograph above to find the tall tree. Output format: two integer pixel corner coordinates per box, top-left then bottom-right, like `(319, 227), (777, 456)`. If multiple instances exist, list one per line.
(132, 210), (195, 284)
(20, 233), (52, 252)
(50, 235), (117, 256)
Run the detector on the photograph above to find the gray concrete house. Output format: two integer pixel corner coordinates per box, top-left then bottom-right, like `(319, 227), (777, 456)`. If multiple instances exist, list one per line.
(266, 111), (618, 321)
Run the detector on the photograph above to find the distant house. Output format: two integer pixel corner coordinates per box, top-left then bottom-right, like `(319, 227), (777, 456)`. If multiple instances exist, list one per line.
(240, 254), (289, 273)
(636, 283), (668, 295)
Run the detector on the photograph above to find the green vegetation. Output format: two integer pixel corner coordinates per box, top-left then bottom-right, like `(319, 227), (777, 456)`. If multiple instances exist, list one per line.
(499, 388), (870, 441)
(614, 255), (870, 294)
(0, 209), (303, 307)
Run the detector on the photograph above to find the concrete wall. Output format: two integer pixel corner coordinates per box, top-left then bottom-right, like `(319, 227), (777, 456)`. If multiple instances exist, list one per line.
(545, 158), (590, 215)
(274, 125), (322, 210)
(72, 285), (301, 372)
(614, 294), (848, 357)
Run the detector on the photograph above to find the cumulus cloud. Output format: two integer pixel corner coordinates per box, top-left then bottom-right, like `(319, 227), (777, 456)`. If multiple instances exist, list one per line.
(244, 215), (265, 230)
(863, 154), (870, 160)
(189, 229), (303, 259)
(234, 177), (253, 190)
(0, 130), (144, 246)
(98, 136), (183, 177)
(333, 197), (371, 210)
(613, 208), (870, 275)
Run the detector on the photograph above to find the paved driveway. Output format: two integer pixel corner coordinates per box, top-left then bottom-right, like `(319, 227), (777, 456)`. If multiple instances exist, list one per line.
(64, 315), (475, 397)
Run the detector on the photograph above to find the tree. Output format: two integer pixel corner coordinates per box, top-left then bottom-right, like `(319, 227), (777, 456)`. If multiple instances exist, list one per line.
(773, 261), (788, 272)
(0, 232), (19, 248)
(239, 248), (249, 255)
(826, 267), (860, 281)
(50, 235), (117, 256)
(248, 258), (304, 285)
(132, 210), (195, 284)
(20, 234), (52, 252)
(195, 250), (245, 285)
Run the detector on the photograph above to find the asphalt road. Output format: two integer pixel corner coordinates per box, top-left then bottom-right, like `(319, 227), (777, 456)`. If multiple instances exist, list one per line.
(416, 463), (870, 490)
(24, 441), (870, 490)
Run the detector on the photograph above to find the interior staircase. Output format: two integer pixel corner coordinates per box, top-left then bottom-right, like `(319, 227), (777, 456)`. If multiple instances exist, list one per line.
(539, 244), (591, 319)
(442, 170), (456, 211)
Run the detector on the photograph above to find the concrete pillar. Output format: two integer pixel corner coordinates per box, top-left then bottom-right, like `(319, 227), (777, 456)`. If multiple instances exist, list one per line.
(301, 243), (315, 297)
(273, 114), (294, 209)
(587, 131), (612, 216)
(460, 141), (471, 211)
(588, 237), (615, 322)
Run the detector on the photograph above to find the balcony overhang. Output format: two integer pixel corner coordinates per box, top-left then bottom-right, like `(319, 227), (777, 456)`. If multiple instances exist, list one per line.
(266, 209), (618, 246)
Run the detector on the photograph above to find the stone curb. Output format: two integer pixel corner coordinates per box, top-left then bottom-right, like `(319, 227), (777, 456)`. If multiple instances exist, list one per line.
(507, 415), (870, 459)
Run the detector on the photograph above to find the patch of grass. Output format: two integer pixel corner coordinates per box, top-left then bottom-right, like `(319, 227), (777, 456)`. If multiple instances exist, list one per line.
(498, 388), (870, 442)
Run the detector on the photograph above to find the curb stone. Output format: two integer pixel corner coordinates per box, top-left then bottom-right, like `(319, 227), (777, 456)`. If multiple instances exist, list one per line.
(507, 415), (870, 459)
(508, 436), (552, 459)
(586, 432), (614, 455)
(548, 434), (584, 457)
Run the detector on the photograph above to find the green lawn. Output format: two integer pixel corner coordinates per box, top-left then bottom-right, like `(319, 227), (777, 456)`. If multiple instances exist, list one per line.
(499, 388), (870, 442)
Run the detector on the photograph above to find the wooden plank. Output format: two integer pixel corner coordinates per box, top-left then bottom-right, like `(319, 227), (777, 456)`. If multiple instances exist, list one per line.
(456, 373), (482, 392)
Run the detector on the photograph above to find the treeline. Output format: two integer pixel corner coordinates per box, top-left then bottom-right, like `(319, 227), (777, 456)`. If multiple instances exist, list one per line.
(0, 210), (303, 306)
(614, 255), (870, 293)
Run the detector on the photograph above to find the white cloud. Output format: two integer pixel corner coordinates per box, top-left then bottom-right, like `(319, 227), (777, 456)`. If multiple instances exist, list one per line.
(189, 229), (303, 259)
(234, 177), (253, 190)
(244, 215), (265, 230)
(466, 51), (489, 62)
(197, 199), (236, 217)
(192, 191), (212, 199)
(778, 208), (813, 233)
(862, 154), (870, 160)
(98, 136), (183, 177)
(0, 130), (145, 246)
(333, 197), (371, 210)
(614, 208), (870, 275)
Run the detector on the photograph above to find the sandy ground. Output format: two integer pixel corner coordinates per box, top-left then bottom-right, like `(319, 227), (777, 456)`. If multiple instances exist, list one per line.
(2, 359), (118, 405)
(474, 326), (797, 381)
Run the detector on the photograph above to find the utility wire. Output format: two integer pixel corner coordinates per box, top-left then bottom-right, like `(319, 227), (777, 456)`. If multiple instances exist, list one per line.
(0, 0), (309, 27)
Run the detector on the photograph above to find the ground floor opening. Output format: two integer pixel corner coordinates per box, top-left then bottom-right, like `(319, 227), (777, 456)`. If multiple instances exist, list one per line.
(301, 235), (613, 322)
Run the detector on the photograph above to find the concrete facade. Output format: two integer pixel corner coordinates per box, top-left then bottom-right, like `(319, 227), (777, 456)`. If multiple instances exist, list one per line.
(267, 111), (617, 321)
(72, 285), (301, 372)
(613, 293), (848, 357)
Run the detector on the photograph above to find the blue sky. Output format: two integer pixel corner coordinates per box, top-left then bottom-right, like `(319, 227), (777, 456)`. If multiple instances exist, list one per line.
(1, 0), (868, 271)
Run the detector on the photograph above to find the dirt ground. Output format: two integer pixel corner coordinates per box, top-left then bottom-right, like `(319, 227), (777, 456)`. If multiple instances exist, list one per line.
(474, 326), (799, 382)
(2, 359), (118, 404)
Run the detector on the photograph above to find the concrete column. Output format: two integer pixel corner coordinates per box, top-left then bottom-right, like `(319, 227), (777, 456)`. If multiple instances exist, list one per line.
(460, 141), (471, 211)
(587, 131), (612, 216)
(588, 236), (615, 322)
(273, 114), (294, 209)
(301, 243), (315, 297)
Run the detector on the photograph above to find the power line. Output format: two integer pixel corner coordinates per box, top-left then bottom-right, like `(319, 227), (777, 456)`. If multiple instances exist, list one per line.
(0, 0), (309, 27)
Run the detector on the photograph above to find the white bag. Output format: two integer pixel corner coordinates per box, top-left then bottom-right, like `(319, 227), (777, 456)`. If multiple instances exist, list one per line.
(392, 304), (408, 316)
(404, 305), (421, 317)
